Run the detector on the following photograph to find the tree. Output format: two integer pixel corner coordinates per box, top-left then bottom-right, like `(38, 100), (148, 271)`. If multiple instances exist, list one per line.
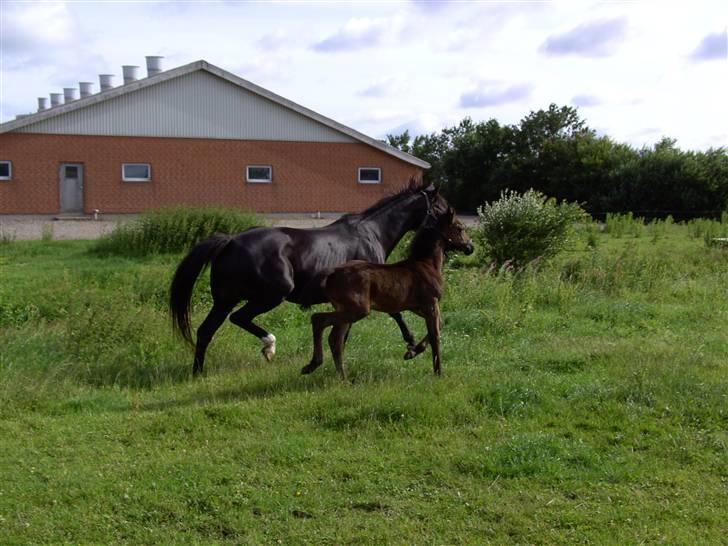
(386, 130), (412, 154)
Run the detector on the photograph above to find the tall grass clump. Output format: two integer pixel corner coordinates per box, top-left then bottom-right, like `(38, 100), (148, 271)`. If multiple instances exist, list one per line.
(688, 213), (728, 248)
(92, 206), (261, 257)
(605, 212), (644, 238)
(476, 189), (585, 267)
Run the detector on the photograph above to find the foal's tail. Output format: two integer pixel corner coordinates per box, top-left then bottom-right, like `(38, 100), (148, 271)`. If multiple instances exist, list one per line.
(169, 234), (232, 346)
(299, 269), (332, 310)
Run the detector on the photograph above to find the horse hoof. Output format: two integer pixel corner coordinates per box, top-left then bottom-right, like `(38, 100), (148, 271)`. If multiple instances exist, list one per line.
(404, 350), (416, 360)
(301, 359), (322, 374)
(260, 334), (276, 362)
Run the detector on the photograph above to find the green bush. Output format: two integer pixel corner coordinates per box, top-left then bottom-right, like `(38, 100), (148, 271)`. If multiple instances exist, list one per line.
(92, 206), (261, 257)
(476, 189), (585, 267)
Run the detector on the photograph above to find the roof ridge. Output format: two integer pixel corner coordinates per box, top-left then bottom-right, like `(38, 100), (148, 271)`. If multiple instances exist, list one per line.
(0, 60), (430, 169)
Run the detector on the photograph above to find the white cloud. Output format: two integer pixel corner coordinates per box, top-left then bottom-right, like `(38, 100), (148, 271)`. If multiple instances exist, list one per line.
(1, 1), (726, 151)
(312, 16), (404, 52)
(1, 1), (72, 65)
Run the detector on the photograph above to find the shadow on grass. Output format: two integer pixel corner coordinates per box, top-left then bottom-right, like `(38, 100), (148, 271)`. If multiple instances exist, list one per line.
(134, 369), (337, 414)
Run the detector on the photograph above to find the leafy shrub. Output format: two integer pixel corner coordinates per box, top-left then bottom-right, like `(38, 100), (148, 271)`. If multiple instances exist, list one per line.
(92, 206), (261, 257)
(476, 189), (585, 267)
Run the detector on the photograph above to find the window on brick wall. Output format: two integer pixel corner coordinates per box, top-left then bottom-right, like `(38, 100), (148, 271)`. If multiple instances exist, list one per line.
(0, 161), (11, 180)
(122, 163), (151, 182)
(246, 165), (272, 183)
(358, 167), (381, 184)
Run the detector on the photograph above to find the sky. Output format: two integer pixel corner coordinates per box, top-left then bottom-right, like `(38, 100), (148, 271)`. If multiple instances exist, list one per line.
(1, 0), (726, 151)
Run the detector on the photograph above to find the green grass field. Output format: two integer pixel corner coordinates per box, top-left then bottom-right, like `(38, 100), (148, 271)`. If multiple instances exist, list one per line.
(1, 224), (726, 544)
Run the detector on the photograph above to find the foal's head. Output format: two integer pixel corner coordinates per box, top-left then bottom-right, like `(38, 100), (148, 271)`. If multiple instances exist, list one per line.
(409, 207), (474, 260)
(436, 208), (474, 255)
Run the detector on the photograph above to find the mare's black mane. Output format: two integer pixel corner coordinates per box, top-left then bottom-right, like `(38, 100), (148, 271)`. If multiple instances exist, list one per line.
(333, 178), (429, 225)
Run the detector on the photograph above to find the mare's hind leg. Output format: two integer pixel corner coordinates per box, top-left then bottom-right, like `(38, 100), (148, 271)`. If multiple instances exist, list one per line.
(229, 297), (286, 362)
(194, 303), (233, 376)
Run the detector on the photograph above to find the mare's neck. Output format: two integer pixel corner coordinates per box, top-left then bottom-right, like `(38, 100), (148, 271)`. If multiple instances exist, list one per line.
(359, 199), (422, 257)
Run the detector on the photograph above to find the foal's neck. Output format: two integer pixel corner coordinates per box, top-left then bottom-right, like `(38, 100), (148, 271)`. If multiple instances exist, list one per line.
(410, 240), (445, 273)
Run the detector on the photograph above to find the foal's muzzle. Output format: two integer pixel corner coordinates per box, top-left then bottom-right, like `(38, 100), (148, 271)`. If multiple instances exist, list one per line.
(463, 242), (474, 255)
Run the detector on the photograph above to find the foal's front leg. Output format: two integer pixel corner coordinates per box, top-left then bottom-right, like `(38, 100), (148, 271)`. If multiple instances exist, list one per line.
(391, 312), (418, 356)
(404, 334), (429, 360)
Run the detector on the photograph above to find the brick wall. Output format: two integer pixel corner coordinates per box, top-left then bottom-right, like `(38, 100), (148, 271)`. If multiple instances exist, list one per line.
(0, 133), (423, 214)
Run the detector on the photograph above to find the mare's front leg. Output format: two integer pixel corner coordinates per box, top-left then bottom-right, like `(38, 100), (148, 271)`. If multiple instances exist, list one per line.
(391, 312), (418, 357)
(425, 302), (442, 375)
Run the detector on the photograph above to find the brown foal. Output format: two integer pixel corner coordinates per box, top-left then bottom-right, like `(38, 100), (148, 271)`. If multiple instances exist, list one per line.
(302, 208), (474, 380)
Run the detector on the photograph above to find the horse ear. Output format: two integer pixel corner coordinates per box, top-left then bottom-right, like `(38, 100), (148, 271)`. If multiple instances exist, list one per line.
(425, 183), (438, 195)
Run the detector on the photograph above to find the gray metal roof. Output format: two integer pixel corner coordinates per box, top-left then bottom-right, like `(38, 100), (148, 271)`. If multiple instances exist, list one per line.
(0, 60), (430, 169)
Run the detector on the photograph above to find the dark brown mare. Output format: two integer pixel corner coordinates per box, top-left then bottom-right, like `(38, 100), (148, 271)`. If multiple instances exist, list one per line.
(169, 180), (452, 376)
(301, 207), (474, 381)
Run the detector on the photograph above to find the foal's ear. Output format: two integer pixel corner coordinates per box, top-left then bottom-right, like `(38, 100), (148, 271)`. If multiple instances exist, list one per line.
(424, 183), (439, 195)
(439, 207), (455, 225)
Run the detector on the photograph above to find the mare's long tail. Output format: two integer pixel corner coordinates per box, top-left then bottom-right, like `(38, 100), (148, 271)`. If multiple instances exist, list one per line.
(169, 234), (232, 346)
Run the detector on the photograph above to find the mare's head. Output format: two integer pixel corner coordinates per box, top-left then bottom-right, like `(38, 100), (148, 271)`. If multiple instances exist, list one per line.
(436, 207), (474, 255)
(359, 178), (450, 227)
(418, 180), (452, 220)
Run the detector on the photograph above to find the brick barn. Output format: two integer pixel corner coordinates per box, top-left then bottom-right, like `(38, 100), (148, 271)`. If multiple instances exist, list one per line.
(0, 59), (428, 215)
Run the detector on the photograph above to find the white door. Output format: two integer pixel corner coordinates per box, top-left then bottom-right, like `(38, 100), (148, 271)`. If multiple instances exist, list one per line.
(59, 163), (84, 213)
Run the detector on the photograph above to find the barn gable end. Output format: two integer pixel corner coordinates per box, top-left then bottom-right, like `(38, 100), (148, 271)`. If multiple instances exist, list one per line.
(14, 70), (357, 143)
(0, 59), (427, 215)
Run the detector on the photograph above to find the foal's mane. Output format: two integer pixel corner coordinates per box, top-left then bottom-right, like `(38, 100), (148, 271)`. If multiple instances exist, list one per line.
(407, 217), (444, 261)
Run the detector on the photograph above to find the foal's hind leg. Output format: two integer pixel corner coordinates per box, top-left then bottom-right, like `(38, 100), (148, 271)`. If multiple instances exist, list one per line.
(194, 303), (233, 376)
(328, 322), (351, 381)
(229, 297), (285, 362)
(302, 311), (337, 375)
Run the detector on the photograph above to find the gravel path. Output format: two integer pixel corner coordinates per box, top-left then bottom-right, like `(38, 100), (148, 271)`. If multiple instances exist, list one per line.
(0, 213), (477, 241)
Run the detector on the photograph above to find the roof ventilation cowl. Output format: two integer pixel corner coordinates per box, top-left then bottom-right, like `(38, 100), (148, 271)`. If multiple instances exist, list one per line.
(79, 82), (94, 98)
(37, 97), (49, 111)
(99, 74), (114, 91)
(122, 65), (140, 84)
(50, 93), (63, 107)
(145, 56), (164, 77)
(63, 87), (77, 102)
